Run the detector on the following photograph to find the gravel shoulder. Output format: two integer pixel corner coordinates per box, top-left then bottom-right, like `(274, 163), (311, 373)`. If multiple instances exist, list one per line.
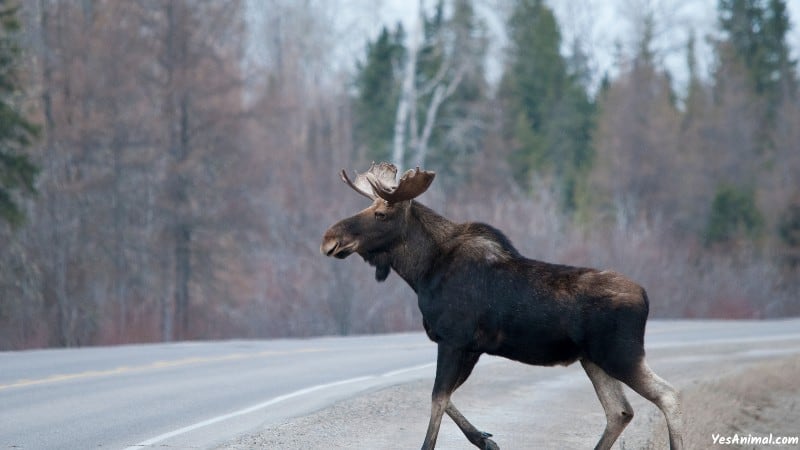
(219, 352), (800, 449)
(639, 355), (800, 449)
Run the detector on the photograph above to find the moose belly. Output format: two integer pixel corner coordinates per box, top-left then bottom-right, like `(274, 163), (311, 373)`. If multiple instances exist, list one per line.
(425, 311), (582, 367)
(472, 308), (582, 366)
(487, 334), (581, 366)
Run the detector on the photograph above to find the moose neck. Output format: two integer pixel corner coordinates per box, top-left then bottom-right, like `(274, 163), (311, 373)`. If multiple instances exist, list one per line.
(388, 201), (456, 291)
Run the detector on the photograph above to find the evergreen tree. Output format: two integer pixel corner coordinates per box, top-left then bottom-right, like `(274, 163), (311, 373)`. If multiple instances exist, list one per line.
(417, 0), (445, 84)
(778, 197), (800, 266)
(0, 1), (38, 227)
(717, 0), (796, 102)
(353, 25), (405, 163)
(501, 0), (564, 179)
(705, 184), (764, 245)
(709, 0), (792, 244)
(762, 0), (796, 94)
(683, 30), (708, 127)
(500, 0), (594, 211)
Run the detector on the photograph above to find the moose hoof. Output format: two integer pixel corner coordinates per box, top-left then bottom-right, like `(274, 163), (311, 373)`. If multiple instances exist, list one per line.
(483, 437), (499, 450)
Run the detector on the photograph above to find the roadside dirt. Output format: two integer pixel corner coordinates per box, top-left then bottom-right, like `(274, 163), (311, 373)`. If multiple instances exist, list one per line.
(219, 354), (800, 449)
(635, 356), (800, 449)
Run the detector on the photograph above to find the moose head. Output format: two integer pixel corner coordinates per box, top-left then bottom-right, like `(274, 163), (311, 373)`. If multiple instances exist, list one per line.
(320, 162), (435, 281)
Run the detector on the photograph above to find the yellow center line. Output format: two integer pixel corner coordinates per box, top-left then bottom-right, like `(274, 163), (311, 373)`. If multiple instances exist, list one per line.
(0, 341), (433, 392)
(0, 347), (327, 391)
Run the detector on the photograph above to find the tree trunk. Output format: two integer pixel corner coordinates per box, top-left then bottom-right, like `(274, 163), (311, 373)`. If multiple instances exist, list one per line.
(39, 0), (72, 347)
(173, 223), (191, 340)
(163, 2), (193, 341)
(392, 0), (423, 169)
(112, 121), (127, 341)
(416, 68), (464, 166)
(172, 91), (192, 340)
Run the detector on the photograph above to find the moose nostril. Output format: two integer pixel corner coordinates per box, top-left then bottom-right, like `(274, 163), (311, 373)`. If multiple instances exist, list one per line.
(321, 239), (339, 256)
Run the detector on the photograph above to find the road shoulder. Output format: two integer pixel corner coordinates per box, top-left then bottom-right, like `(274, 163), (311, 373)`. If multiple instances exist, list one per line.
(635, 355), (800, 449)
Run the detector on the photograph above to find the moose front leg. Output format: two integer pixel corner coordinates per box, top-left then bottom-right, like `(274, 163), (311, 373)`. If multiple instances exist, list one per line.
(422, 345), (496, 449)
(446, 402), (499, 449)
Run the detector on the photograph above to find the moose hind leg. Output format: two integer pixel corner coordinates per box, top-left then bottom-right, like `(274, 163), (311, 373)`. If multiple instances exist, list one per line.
(581, 359), (634, 450)
(623, 361), (684, 450)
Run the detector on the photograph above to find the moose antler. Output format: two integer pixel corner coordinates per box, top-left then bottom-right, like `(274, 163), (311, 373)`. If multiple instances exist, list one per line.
(369, 166), (435, 203)
(340, 162), (435, 203)
(340, 162), (396, 200)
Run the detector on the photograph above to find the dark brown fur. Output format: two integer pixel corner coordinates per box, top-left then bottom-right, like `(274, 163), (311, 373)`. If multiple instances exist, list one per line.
(322, 186), (683, 450)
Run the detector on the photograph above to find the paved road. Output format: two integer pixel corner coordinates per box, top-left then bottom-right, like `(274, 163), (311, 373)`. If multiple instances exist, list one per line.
(1, 319), (799, 449)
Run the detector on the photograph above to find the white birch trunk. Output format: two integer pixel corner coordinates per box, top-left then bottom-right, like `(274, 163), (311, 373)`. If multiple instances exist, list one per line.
(416, 67), (465, 166)
(392, 0), (423, 169)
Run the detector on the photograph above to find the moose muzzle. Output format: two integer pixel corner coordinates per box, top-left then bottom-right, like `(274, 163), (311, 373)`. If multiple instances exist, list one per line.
(321, 228), (357, 259)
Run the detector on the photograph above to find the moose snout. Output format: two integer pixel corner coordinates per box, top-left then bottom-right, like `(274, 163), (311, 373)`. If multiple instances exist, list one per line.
(321, 234), (339, 257)
(321, 228), (356, 258)
(321, 228), (338, 256)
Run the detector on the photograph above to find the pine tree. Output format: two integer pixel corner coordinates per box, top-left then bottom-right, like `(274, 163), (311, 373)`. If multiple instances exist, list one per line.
(0, 1), (39, 227)
(500, 0), (594, 211)
(501, 0), (564, 175)
(762, 0), (796, 95)
(709, 0), (794, 244)
(353, 25), (405, 163)
(705, 184), (764, 245)
(683, 30), (707, 126)
(717, 0), (796, 103)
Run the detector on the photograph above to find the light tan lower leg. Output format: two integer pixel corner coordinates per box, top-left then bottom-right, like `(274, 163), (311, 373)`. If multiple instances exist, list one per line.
(581, 359), (634, 450)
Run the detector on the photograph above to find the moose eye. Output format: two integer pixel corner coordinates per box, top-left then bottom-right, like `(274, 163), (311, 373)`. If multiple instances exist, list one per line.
(374, 211), (388, 221)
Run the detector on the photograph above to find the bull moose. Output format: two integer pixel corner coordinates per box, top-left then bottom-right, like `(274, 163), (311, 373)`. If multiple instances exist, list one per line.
(320, 162), (683, 450)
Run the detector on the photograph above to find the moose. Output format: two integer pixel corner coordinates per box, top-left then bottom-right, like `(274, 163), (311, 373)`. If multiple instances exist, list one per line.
(321, 162), (683, 450)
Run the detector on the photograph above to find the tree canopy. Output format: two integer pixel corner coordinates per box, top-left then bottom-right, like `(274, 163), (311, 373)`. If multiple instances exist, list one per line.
(1, 0), (798, 348)
(500, 0), (594, 211)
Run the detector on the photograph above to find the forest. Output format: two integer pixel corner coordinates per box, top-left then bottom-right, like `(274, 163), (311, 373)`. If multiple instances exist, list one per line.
(0, 0), (798, 349)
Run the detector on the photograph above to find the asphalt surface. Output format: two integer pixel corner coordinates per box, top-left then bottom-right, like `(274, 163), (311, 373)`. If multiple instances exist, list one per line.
(1, 319), (800, 449)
